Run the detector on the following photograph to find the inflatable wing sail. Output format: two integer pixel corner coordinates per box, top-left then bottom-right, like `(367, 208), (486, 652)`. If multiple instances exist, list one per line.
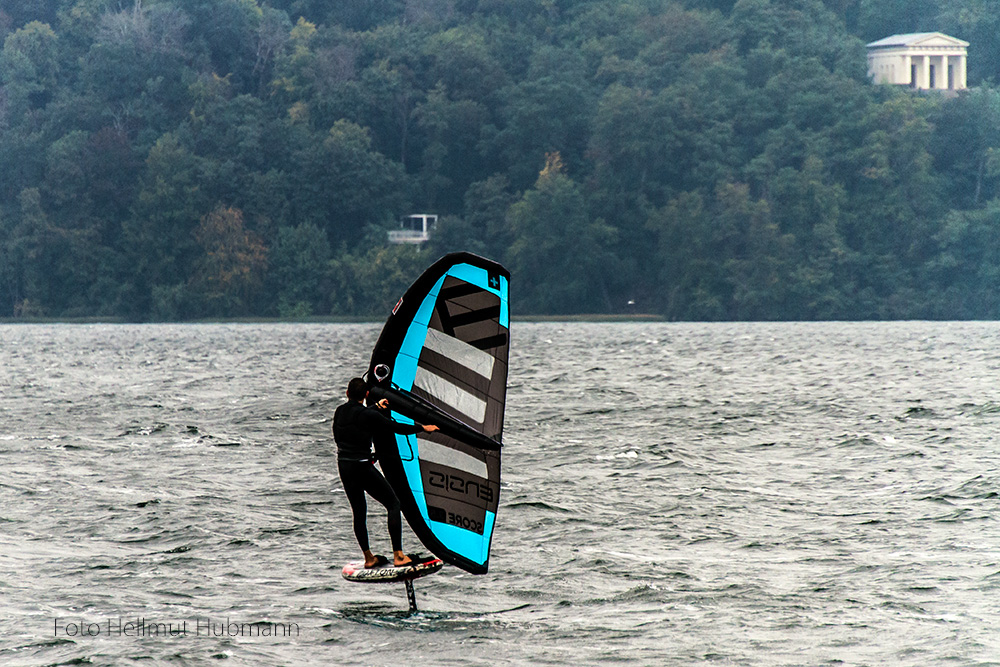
(367, 253), (509, 574)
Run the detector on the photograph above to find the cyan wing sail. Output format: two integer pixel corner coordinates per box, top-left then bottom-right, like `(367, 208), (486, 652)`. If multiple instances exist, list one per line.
(367, 253), (509, 574)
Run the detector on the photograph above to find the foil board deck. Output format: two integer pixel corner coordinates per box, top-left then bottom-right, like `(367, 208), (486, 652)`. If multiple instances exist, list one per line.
(342, 555), (443, 583)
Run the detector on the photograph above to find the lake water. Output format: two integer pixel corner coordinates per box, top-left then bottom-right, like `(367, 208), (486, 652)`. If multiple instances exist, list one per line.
(1, 322), (999, 666)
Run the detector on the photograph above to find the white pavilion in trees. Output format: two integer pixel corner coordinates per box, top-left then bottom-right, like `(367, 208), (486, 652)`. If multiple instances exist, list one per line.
(866, 33), (969, 91)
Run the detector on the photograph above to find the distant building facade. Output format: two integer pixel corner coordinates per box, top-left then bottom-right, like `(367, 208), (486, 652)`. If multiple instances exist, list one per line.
(388, 214), (437, 244)
(867, 33), (968, 91)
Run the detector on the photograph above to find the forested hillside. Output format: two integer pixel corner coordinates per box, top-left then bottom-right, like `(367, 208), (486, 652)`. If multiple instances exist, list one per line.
(3, 0), (1000, 320)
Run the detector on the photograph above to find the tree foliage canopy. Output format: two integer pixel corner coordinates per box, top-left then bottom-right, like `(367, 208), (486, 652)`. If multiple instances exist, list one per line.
(1, 0), (999, 320)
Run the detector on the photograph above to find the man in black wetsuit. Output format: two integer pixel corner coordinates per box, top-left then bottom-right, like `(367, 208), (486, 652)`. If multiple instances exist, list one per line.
(333, 377), (439, 568)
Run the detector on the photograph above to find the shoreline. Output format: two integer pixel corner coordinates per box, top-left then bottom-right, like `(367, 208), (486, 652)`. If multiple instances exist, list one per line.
(0, 314), (666, 325)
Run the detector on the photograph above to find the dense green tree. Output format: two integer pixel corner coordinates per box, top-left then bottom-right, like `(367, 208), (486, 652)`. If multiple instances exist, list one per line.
(589, 84), (675, 207)
(329, 244), (425, 316)
(412, 82), (490, 210)
(267, 221), (332, 316)
(292, 118), (408, 246)
(423, 25), (507, 102)
(122, 133), (208, 318)
(937, 2), (1000, 86)
(12, 186), (109, 317)
(857, 0), (937, 43)
(0, 201), (27, 316)
(930, 86), (1000, 208)
(174, 0), (263, 92)
(485, 45), (596, 189)
(648, 191), (707, 319)
(507, 154), (619, 313)
(927, 202), (1000, 318)
(1, 20), (59, 93)
(0, 21), (60, 203)
(325, 0), (405, 32)
(461, 174), (517, 260)
(78, 2), (192, 145)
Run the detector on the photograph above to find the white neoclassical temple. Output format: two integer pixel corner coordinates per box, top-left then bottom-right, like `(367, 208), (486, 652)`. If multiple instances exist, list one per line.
(866, 33), (969, 91)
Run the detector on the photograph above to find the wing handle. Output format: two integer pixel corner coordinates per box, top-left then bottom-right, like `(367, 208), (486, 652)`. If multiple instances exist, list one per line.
(367, 385), (502, 451)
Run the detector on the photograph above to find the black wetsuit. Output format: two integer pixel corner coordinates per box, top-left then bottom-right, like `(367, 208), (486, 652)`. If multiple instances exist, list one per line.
(332, 401), (422, 553)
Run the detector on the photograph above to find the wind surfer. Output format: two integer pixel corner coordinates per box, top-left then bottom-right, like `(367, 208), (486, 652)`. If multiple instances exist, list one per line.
(333, 377), (439, 568)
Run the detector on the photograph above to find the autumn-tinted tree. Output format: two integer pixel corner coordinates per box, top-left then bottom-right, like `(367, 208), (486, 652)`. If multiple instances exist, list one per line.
(190, 205), (268, 317)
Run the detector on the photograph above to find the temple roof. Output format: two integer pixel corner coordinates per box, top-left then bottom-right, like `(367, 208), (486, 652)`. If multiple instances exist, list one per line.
(867, 33), (969, 49)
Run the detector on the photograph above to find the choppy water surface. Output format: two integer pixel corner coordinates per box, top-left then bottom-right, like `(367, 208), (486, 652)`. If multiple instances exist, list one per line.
(2, 322), (1000, 666)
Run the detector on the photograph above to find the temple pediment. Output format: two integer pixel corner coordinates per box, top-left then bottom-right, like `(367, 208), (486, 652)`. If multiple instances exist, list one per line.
(867, 33), (969, 50)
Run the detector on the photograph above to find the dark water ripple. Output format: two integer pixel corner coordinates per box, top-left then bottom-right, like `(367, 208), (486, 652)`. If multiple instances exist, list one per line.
(2, 322), (1000, 665)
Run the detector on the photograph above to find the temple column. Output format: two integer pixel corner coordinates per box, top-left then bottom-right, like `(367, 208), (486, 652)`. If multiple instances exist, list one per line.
(941, 55), (949, 89)
(923, 55), (931, 89)
(960, 55), (968, 89)
(904, 54), (912, 85)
